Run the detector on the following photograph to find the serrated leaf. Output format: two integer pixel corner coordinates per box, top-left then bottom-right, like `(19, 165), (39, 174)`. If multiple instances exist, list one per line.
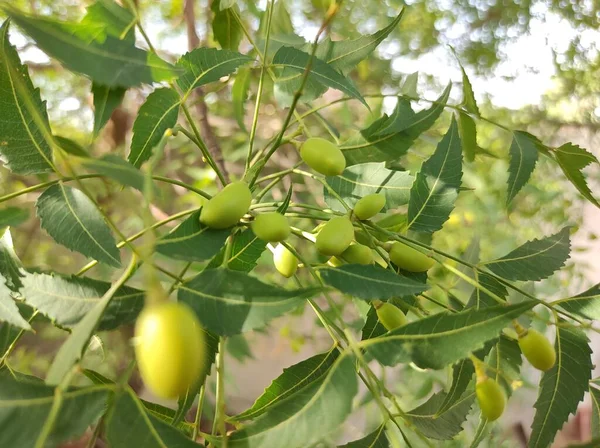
(324, 163), (414, 213)
(483, 227), (571, 282)
(0, 230), (24, 291)
(319, 264), (428, 301)
(469, 418), (489, 448)
(458, 111), (477, 163)
(178, 268), (319, 336)
(401, 72), (418, 97)
(437, 359), (474, 415)
(92, 83), (126, 137)
(232, 67), (251, 131)
(0, 21), (54, 174)
(83, 154), (156, 193)
(128, 87), (180, 167)
(272, 46), (367, 107)
(465, 272), (508, 309)
(6, 9), (178, 87)
(363, 302), (534, 369)
(227, 353), (358, 448)
(156, 210), (230, 262)
(106, 389), (199, 448)
(0, 207), (29, 229)
(361, 306), (387, 341)
(591, 386), (600, 438)
(0, 372), (112, 447)
(20, 272), (143, 331)
(554, 283), (600, 321)
(458, 61), (479, 116)
(506, 131), (542, 204)
(0, 273), (30, 330)
(486, 335), (522, 397)
(177, 48), (253, 95)
(554, 143), (600, 208)
(227, 230), (267, 271)
(82, 0), (135, 42)
(235, 347), (339, 421)
(528, 325), (593, 448)
(407, 116), (463, 233)
(54, 135), (90, 157)
(36, 183), (121, 267)
(212, 0), (242, 50)
(407, 390), (474, 440)
(338, 423), (388, 447)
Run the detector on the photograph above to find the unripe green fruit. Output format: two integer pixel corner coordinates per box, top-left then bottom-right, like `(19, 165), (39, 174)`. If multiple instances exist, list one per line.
(315, 217), (354, 256)
(353, 194), (386, 220)
(135, 302), (206, 399)
(388, 241), (435, 272)
(518, 329), (556, 371)
(251, 212), (291, 242)
(476, 378), (506, 421)
(200, 181), (252, 229)
(273, 244), (298, 278)
(341, 243), (374, 265)
(300, 138), (346, 176)
(375, 302), (407, 331)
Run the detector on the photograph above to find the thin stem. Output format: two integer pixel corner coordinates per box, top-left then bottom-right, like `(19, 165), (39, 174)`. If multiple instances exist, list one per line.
(192, 384), (207, 441)
(123, 0), (157, 53)
(0, 311), (38, 367)
(212, 339), (227, 447)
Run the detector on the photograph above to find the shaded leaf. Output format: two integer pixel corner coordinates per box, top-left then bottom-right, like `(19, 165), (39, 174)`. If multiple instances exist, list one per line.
(555, 283), (600, 321)
(554, 143), (600, 208)
(92, 83), (126, 137)
(591, 386), (600, 438)
(458, 111), (477, 163)
(465, 272), (508, 309)
(232, 67), (251, 131)
(437, 359), (474, 415)
(0, 273), (30, 329)
(338, 423), (388, 447)
(486, 335), (522, 397)
(82, 0), (135, 42)
(54, 136), (90, 157)
(227, 230), (267, 272)
(361, 306), (387, 341)
(506, 131), (542, 204)
(84, 154), (155, 193)
(0, 207), (29, 229)
(212, 0), (242, 50)
(0, 230), (24, 291)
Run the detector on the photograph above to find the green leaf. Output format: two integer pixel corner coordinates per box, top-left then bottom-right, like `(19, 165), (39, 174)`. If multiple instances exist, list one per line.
(227, 230), (267, 272)
(554, 283), (600, 321)
(212, 0), (242, 50)
(156, 210), (230, 262)
(0, 273), (30, 330)
(227, 353), (358, 448)
(83, 154), (155, 193)
(401, 72), (419, 97)
(232, 67), (251, 131)
(324, 163), (414, 213)
(338, 423), (389, 447)
(106, 389), (200, 448)
(128, 87), (180, 167)
(92, 83), (126, 137)
(6, 9), (178, 87)
(0, 372), (112, 447)
(21, 272), (143, 331)
(486, 335), (522, 397)
(591, 386), (600, 438)
(363, 302), (534, 369)
(469, 418), (489, 448)
(407, 390), (474, 440)
(465, 272), (508, 309)
(437, 359), (474, 415)
(177, 48), (253, 95)
(82, 0), (135, 41)
(483, 227), (571, 282)
(0, 207), (29, 229)
(178, 268), (319, 336)
(407, 116), (463, 233)
(0, 230), (24, 291)
(361, 306), (387, 341)
(506, 131), (542, 204)
(272, 46), (367, 107)
(54, 135), (90, 157)
(554, 143), (600, 208)
(529, 325), (593, 448)
(36, 183), (121, 267)
(235, 348), (339, 421)
(457, 60), (479, 116)
(0, 21), (54, 174)
(458, 112), (477, 163)
(319, 265), (428, 301)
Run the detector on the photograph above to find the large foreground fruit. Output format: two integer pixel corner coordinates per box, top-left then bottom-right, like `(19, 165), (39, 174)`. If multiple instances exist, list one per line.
(388, 241), (435, 272)
(200, 181), (252, 229)
(476, 378), (506, 421)
(315, 216), (354, 256)
(135, 302), (206, 399)
(252, 212), (291, 242)
(353, 193), (386, 220)
(375, 302), (407, 331)
(273, 244), (298, 278)
(518, 328), (556, 371)
(300, 138), (346, 176)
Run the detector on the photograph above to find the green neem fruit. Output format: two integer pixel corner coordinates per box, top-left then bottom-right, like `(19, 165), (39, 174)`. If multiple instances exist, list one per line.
(135, 302), (206, 399)
(341, 243), (374, 265)
(200, 181), (252, 229)
(353, 193), (386, 220)
(300, 137), (346, 176)
(518, 329), (556, 371)
(251, 212), (291, 242)
(315, 216), (354, 256)
(476, 378), (506, 421)
(375, 302), (407, 331)
(273, 244), (298, 278)
(388, 241), (434, 272)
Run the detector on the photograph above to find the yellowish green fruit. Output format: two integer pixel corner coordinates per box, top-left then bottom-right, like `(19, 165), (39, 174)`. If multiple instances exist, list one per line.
(251, 212), (290, 242)
(200, 181), (252, 229)
(518, 329), (556, 371)
(476, 378), (506, 421)
(273, 244), (298, 278)
(388, 241), (435, 272)
(375, 302), (407, 331)
(315, 216), (354, 256)
(353, 194), (386, 220)
(300, 138), (346, 176)
(135, 302), (206, 399)
(341, 243), (374, 265)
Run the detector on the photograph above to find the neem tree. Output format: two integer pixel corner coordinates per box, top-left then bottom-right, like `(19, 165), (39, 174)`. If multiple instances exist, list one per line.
(0, 1), (599, 447)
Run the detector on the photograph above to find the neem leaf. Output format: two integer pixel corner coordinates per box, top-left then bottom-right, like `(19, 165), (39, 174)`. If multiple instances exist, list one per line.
(554, 283), (600, 321)
(506, 131), (542, 205)
(554, 143), (600, 208)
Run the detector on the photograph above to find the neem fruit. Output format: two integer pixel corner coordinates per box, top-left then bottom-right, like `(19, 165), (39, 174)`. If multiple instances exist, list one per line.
(273, 244), (298, 278)
(375, 302), (407, 331)
(251, 212), (291, 242)
(341, 243), (374, 265)
(200, 181), (252, 229)
(518, 328), (556, 371)
(476, 377), (506, 421)
(353, 193), (386, 220)
(315, 216), (354, 256)
(300, 138), (346, 176)
(388, 241), (434, 272)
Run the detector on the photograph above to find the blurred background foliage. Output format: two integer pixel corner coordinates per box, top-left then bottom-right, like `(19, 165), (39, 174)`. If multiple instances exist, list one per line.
(0, 0), (598, 445)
